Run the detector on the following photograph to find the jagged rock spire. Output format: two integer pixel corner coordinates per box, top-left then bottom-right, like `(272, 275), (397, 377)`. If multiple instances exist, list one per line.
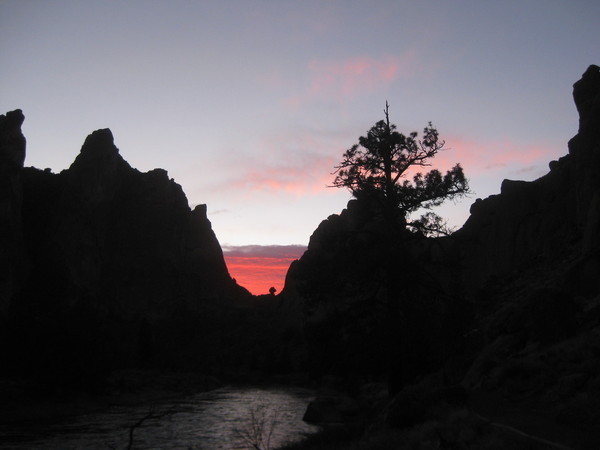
(573, 64), (600, 135)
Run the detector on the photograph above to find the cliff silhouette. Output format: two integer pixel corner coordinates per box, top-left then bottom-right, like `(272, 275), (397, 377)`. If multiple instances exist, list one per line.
(1, 65), (599, 448)
(279, 65), (600, 448)
(0, 116), (302, 393)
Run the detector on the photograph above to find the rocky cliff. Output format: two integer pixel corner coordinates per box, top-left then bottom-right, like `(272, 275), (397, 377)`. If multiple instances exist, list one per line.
(14, 126), (246, 319)
(282, 65), (600, 407)
(0, 118), (251, 388)
(0, 110), (27, 316)
(453, 64), (600, 298)
(453, 65), (600, 432)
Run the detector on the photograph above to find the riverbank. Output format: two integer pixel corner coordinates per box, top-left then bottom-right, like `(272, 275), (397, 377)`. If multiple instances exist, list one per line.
(279, 386), (600, 450)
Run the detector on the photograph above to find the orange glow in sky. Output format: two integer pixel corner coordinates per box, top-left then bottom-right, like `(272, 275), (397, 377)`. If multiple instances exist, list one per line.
(223, 245), (306, 296)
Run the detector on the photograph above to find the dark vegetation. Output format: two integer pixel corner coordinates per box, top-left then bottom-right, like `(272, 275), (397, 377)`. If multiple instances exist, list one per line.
(1, 64), (600, 449)
(332, 101), (469, 236)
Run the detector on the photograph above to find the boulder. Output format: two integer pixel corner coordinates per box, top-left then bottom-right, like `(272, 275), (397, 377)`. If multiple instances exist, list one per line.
(303, 394), (361, 425)
(387, 382), (468, 429)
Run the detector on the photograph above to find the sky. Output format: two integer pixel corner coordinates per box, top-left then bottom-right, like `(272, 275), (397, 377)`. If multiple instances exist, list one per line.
(2, 1), (599, 294)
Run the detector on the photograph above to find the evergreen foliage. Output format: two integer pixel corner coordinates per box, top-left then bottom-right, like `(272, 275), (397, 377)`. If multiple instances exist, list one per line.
(332, 103), (470, 235)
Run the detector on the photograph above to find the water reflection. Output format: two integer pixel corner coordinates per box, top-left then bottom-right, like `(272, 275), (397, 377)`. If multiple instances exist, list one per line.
(1, 386), (318, 449)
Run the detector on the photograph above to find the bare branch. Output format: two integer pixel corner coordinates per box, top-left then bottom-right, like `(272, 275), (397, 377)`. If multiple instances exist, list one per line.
(127, 406), (176, 450)
(234, 403), (278, 450)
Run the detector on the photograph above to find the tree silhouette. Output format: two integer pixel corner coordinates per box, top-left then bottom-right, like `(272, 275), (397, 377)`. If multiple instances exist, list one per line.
(332, 102), (469, 236)
(331, 104), (472, 393)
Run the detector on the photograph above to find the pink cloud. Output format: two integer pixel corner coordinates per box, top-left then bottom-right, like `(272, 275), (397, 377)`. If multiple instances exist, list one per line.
(227, 154), (336, 195)
(449, 137), (554, 169)
(418, 135), (559, 177)
(223, 244), (307, 259)
(208, 128), (353, 196)
(208, 125), (560, 201)
(288, 52), (417, 105)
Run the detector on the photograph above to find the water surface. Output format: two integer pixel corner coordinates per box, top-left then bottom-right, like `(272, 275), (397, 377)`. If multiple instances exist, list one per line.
(1, 386), (318, 449)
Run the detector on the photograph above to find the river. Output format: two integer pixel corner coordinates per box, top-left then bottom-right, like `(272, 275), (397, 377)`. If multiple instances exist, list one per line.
(0, 386), (318, 449)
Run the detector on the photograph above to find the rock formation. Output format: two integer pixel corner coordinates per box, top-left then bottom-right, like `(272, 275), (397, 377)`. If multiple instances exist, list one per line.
(0, 110), (27, 316)
(282, 65), (600, 410)
(15, 126), (245, 319)
(0, 117), (251, 387)
(454, 64), (600, 298)
(454, 65), (600, 433)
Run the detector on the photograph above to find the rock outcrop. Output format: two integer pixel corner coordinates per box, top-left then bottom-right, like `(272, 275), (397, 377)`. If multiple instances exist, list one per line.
(0, 117), (251, 387)
(453, 66), (600, 433)
(282, 65), (600, 403)
(16, 126), (244, 319)
(454, 64), (600, 298)
(0, 110), (27, 316)
(284, 184), (472, 390)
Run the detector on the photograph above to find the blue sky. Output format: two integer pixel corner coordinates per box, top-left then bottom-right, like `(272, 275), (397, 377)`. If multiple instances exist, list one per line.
(2, 0), (598, 247)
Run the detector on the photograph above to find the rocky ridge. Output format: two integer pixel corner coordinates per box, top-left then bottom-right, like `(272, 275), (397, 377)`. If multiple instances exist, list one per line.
(0, 118), (253, 388)
(281, 65), (600, 446)
(13, 126), (246, 319)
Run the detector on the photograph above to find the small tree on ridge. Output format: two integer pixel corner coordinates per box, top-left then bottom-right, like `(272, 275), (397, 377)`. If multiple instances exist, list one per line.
(332, 102), (470, 236)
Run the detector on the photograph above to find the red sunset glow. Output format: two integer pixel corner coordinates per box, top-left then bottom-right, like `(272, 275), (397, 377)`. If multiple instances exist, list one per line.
(223, 246), (307, 296)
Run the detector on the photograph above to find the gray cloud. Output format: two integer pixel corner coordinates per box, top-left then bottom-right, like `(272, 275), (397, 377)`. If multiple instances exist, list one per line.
(222, 244), (307, 259)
